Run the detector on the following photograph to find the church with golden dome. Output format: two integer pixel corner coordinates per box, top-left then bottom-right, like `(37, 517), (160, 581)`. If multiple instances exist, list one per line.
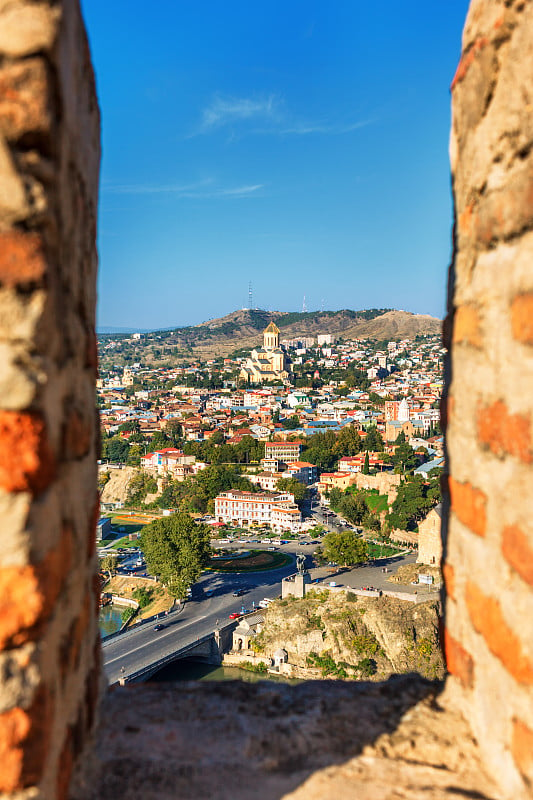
(240, 322), (292, 384)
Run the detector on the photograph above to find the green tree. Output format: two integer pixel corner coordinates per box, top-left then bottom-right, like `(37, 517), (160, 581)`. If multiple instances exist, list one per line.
(387, 475), (440, 531)
(148, 430), (172, 451)
(165, 419), (183, 446)
(103, 435), (130, 463)
(281, 414), (300, 430)
(334, 425), (362, 456)
(339, 493), (368, 525)
(126, 444), (143, 467)
(100, 553), (118, 578)
(322, 530), (367, 567)
(363, 426), (384, 452)
(393, 440), (418, 474)
(118, 420), (140, 434)
(140, 512), (212, 599)
(362, 451), (370, 475)
(132, 586), (153, 608)
(275, 477), (308, 505)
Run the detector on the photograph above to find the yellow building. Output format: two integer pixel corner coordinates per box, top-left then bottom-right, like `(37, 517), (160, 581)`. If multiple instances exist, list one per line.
(240, 322), (291, 384)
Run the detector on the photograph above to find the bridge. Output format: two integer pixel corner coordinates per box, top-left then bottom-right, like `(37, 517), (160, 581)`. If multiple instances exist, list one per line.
(103, 611), (238, 686)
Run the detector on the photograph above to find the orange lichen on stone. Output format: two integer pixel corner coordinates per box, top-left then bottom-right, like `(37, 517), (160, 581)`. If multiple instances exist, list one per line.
(0, 687), (52, 792)
(444, 629), (474, 688)
(0, 231), (46, 288)
(477, 400), (532, 463)
(0, 58), (50, 141)
(458, 203), (474, 235)
(511, 718), (533, 782)
(502, 524), (533, 587)
(466, 581), (533, 685)
(449, 478), (487, 537)
(511, 293), (533, 346)
(0, 525), (72, 649)
(442, 563), (456, 600)
(453, 305), (482, 348)
(451, 37), (489, 89)
(0, 411), (55, 494)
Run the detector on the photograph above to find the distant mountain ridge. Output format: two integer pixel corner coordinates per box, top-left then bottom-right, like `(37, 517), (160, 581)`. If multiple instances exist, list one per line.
(98, 308), (441, 360)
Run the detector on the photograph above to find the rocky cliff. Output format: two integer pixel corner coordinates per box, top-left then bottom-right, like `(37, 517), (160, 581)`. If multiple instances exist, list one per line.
(255, 591), (444, 681)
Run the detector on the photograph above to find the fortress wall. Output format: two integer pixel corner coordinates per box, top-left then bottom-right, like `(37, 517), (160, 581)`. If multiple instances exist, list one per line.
(442, 1), (533, 794)
(0, 1), (101, 796)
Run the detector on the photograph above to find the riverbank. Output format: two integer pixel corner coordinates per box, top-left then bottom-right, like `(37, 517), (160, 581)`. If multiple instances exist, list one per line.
(150, 659), (301, 684)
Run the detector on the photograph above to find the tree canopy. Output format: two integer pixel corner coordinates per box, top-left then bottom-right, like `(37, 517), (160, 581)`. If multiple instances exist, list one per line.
(140, 513), (211, 598)
(386, 475), (440, 531)
(275, 477), (308, 504)
(322, 530), (367, 567)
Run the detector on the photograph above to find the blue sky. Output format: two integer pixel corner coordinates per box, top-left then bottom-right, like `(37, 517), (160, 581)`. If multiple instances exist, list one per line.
(80, 1), (469, 329)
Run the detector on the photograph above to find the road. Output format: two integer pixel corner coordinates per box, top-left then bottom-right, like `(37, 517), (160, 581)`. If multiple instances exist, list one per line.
(102, 555), (297, 685)
(102, 502), (420, 684)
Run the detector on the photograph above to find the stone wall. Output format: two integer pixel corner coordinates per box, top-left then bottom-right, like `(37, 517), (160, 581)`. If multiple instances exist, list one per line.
(0, 1), (101, 797)
(443, 0), (533, 795)
(417, 505), (442, 566)
(352, 471), (401, 503)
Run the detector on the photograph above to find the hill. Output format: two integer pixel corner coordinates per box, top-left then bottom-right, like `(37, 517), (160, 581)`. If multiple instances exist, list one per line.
(241, 590), (444, 682)
(98, 308), (441, 363)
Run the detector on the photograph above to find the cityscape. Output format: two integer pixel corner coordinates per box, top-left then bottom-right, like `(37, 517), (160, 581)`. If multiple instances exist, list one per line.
(97, 312), (445, 685)
(1, 1), (531, 798)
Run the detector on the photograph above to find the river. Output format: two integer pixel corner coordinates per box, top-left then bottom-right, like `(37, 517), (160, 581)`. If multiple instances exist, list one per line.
(151, 659), (301, 684)
(99, 604), (124, 638)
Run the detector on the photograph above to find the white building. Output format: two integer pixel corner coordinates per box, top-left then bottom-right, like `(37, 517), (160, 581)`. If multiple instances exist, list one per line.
(317, 334), (333, 346)
(214, 490), (302, 532)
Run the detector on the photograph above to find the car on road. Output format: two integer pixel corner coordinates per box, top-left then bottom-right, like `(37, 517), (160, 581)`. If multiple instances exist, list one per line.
(232, 588), (246, 597)
(229, 612), (242, 620)
(153, 624), (165, 631)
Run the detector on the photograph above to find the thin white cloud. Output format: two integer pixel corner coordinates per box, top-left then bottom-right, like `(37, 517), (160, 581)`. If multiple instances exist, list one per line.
(277, 119), (375, 135)
(200, 94), (280, 131)
(102, 179), (263, 199)
(194, 93), (375, 139)
(218, 184), (263, 196)
(103, 179), (212, 195)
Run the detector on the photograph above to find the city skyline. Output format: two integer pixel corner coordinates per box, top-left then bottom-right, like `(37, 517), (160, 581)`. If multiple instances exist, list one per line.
(81, 1), (470, 329)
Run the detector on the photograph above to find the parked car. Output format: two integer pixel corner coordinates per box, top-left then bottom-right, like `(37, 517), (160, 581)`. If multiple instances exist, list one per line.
(229, 612), (242, 620)
(232, 588), (246, 597)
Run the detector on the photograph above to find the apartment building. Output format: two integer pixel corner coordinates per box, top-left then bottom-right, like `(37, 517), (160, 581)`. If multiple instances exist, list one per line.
(264, 440), (303, 463)
(214, 490), (302, 532)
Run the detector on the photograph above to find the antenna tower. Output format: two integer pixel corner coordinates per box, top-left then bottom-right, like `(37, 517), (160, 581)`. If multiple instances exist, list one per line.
(302, 295), (307, 313)
(248, 281), (253, 310)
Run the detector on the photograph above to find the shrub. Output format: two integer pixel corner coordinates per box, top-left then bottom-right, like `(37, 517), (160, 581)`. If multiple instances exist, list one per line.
(352, 632), (381, 656)
(238, 660), (268, 673)
(121, 606), (136, 623)
(357, 658), (377, 677)
(132, 587), (153, 608)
